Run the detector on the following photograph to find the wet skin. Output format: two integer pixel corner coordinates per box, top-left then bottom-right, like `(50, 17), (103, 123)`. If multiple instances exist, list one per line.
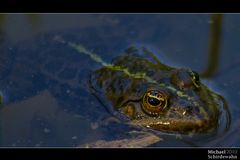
(90, 46), (227, 134)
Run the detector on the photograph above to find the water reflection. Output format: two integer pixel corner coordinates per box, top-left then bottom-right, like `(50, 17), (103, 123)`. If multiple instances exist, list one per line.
(0, 14), (40, 32)
(201, 14), (223, 78)
(26, 15), (41, 31)
(0, 15), (5, 31)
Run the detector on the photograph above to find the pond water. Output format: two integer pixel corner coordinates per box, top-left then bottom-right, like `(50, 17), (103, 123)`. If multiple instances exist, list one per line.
(0, 14), (239, 147)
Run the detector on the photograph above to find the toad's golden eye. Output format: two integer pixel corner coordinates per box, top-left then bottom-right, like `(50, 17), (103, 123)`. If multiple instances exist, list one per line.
(142, 90), (168, 116)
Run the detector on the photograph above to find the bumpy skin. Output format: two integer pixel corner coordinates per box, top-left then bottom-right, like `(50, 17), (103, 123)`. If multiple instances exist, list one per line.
(90, 46), (224, 134)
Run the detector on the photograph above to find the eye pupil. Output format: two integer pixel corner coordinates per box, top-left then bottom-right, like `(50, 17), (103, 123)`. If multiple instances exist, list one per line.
(142, 90), (168, 116)
(148, 97), (160, 106)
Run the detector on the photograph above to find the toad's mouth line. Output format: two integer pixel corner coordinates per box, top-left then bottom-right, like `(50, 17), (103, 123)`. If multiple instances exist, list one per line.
(129, 117), (216, 133)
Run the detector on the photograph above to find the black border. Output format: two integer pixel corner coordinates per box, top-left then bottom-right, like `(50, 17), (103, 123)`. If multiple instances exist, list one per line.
(1, 0), (240, 13)
(1, 148), (239, 160)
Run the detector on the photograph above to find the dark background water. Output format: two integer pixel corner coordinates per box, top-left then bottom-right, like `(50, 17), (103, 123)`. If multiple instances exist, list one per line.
(0, 14), (239, 147)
